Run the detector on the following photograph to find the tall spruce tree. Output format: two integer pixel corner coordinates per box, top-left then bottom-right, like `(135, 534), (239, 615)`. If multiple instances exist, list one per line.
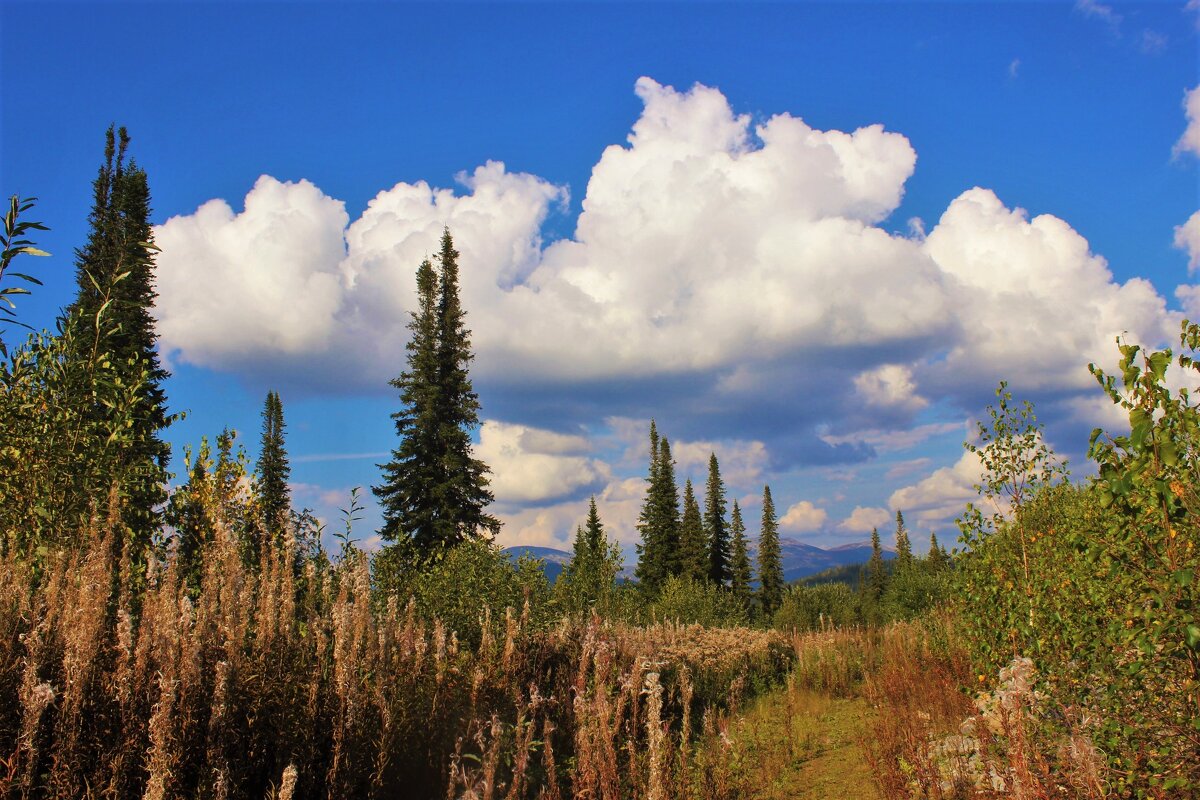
(866, 527), (887, 603)
(678, 478), (707, 581)
(433, 230), (498, 541)
(70, 125), (170, 541)
(928, 532), (950, 571)
(374, 230), (497, 555)
(557, 496), (621, 613)
(635, 422), (681, 592)
(635, 421), (662, 588)
(704, 453), (730, 585)
(894, 510), (913, 572)
(758, 485), (784, 616)
(728, 499), (752, 604)
(257, 390), (291, 540)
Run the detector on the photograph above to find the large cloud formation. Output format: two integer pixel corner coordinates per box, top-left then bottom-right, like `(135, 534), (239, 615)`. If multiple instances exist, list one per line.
(154, 77), (1188, 473)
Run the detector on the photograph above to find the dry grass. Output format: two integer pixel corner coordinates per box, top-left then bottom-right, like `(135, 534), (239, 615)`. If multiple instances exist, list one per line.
(860, 619), (1112, 800)
(0, 495), (798, 799)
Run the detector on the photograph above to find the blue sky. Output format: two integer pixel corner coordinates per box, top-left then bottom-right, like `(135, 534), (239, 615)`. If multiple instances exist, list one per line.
(2, 1), (1198, 554)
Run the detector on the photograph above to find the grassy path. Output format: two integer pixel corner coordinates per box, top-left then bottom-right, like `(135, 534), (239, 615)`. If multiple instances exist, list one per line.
(730, 683), (880, 799)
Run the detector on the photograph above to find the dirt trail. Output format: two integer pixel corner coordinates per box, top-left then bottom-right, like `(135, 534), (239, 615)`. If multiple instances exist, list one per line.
(732, 685), (880, 799)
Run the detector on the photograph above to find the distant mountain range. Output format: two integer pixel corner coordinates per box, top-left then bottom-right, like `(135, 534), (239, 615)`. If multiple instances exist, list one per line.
(504, 537), (894, 585)
(503, 546), (574, 583)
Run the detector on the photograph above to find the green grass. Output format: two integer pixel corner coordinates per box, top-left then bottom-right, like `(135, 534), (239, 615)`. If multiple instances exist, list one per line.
(730, 682), (879, 799)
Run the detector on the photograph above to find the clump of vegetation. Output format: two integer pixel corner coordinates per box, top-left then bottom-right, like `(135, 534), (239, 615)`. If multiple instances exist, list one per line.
(892, 336), (1200, 798)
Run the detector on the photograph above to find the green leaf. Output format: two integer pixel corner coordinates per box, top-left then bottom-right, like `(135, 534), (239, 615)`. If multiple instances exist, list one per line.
(1149, 351), (1171, 382)
(1173, 569), (1194, 588)
(1186, 624), (1200, 651)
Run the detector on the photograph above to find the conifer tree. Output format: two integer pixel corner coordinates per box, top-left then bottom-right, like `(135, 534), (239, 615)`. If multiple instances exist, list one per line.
(583, 494), (604, 557)
(678, 479), (707, 581)
(866, 526), (887, 602)
(635, 422), (681, 592)
(656, 436), (681, 577)
(894, 510), (913, 572)
(70, 126), (171, 541)
(928, 532), (950, 571)
(757, 485), (784, 616)
(433, 229), (498, 542)
(257, 390), (291, 540)
(703, 453), (730, 585)
(558, 496), (622, 613)
(375, 230), (498, 555)
(729, 499), (752, 604)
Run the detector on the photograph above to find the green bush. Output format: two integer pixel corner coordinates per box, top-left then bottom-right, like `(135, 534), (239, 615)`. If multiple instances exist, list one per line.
(373, 538), (552, 648)
(880, 560), (950, 622)
(954, 334), (1200, 794)
(774, 582), (858, 631)
(648, 574), (749, 627)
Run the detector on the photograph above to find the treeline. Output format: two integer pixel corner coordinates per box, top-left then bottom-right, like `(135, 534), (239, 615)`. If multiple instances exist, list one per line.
(775, 514), (951, 631)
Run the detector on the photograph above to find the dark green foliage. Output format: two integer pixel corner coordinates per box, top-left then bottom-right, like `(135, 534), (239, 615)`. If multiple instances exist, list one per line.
(893, 510), (912, 571)
(69, 126), (171, 544)
(775, 583), (858, 631)
(554, 496), (623, 616)
(927, 532), (949, 569)
(728, 499), (752, 605)
(704, 453), (731, 585)
(649, 574), (748, 627)
(166, 431), (255, 588)
(375, 230), (498, 557)
(375, 538), (552, 650)
(635, 422), (681, 592)
(256, 390), (291, 542)
(678, 478), (707, 581)
(757, 485), (783, 617)
(863, 527), (887, 608)
(167, 441), (217, 590)
(800, 562), (865, 588)
(432, 230), (499, 543)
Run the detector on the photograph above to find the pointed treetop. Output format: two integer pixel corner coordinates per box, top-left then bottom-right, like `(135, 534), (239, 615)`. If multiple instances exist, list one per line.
(704, 452), (730, 585)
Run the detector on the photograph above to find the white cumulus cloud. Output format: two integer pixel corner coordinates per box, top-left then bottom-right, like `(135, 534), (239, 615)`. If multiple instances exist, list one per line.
(494, 476), (646, 550)
(1174, 210), (1200, 271)
(853, 364), (928, 412)
(150, 77), (1182, 455)
(888, 450), (983, 529)
(838, 505), (891, 533)
(780, 500), (828, 533)
(154, 176), (348, 367)
(1176, 85), (1200, 158)
(919, 188), (1173, 395)
(476, 420), (610, 505)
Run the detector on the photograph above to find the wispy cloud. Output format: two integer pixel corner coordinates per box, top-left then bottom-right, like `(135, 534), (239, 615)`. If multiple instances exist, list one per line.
(1138, 29), (1167, 55)
(293, 452), (388, 464)
(1074, 0), (1122, 33)
(1008, 58), (1021, 79)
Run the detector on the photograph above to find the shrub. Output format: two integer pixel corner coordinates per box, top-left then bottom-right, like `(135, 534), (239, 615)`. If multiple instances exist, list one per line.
(774, 582), (858, 631)
(648, 575), (749, 628)
(375, 537), (552, 649)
